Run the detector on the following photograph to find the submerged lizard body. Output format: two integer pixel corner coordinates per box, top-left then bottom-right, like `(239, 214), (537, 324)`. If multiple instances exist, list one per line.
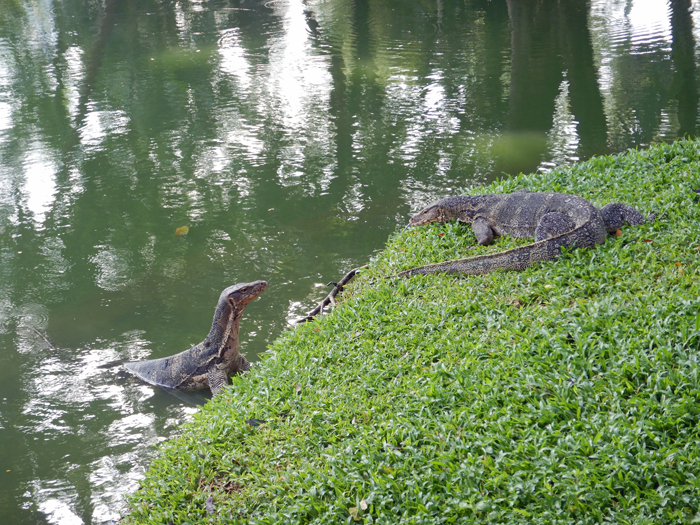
(399, 192), (646, 277)
(123, 281), (267, 396)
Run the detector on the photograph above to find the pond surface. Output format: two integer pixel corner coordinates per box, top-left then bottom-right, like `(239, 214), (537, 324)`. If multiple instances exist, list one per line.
(0, 0), (697, 522)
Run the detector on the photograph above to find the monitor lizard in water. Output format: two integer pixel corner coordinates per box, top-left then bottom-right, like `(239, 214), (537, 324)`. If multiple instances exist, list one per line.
(399, 191), (648, 277)
(123, 281), (267, 396)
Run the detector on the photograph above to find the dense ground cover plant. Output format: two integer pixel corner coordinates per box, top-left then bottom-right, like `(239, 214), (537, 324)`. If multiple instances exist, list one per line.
(124, 139), (700, 524)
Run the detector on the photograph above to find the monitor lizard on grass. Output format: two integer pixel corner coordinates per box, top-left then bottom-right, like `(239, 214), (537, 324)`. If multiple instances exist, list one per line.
(398, 191), (648, 277)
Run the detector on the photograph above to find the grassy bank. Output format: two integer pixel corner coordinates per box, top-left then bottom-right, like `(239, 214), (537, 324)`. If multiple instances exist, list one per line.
(124, 139), (700, 524)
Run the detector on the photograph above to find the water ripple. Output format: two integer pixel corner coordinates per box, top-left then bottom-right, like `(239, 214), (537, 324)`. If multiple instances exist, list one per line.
(16, 303), (50, 331)
(597, 0), (672, 56)
(90, 246), (133, 292)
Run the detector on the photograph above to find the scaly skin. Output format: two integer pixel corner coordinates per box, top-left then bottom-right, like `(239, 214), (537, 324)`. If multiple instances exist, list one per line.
(399, 192), (646, 277)
(123, 281), (267, 396)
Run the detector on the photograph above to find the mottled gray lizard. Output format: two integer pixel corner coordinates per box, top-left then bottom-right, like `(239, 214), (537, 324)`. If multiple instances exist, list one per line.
(399, 191), (647, 277)
(123, 281), (267, 396)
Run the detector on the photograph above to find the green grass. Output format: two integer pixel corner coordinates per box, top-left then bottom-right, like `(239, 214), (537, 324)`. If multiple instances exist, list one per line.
(124, 139), (700, 524)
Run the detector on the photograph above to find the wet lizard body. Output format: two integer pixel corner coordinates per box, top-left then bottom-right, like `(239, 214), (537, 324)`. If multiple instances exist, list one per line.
(123, 281), (267, 396)
(399, 192), (646, 277)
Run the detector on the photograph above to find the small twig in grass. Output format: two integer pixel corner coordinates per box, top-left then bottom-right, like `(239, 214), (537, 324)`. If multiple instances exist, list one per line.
(297, 265), (368, 323)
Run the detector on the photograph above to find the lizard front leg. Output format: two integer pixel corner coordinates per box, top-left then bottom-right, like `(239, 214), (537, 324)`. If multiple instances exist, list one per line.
(472, 216), (495, 245)
(207, 365), (229, 396)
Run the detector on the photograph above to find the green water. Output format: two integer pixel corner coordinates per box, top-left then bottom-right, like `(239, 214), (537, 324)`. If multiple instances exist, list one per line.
(0, 0), (696, 522)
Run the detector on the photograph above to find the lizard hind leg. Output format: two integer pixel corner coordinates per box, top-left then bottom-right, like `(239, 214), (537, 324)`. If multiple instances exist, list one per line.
(599, 203), (645, 233)
(534, 212), (576, 242)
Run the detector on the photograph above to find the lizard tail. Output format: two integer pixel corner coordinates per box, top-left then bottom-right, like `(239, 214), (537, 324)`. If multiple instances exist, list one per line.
(398, 224), (599, 277)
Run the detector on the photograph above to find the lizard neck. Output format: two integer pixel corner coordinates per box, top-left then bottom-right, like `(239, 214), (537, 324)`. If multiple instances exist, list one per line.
(201, 300), (243, 358)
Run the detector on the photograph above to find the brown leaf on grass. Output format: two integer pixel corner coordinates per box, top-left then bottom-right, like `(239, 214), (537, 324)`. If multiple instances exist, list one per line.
(205, 478), (244, 495)
(220, 481), (244, 494)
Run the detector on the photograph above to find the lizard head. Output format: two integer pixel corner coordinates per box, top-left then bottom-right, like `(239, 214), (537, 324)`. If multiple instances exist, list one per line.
(209, 281), (268, 356)
(220, 280), (268, 310)
(409, 202), (444, 226)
